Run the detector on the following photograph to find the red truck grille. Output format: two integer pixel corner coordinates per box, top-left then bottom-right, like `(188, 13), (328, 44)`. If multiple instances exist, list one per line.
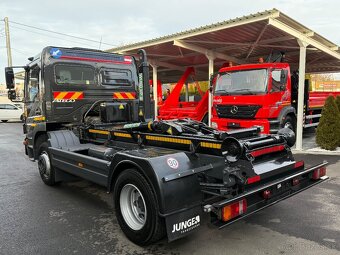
(216, 105), (261, 119)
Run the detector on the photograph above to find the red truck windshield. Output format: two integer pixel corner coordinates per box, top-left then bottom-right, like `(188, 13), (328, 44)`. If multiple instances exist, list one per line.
(214, 69), (268, 95)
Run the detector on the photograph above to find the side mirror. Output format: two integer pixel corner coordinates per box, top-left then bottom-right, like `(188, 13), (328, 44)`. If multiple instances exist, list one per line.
(5, 67), (15, 89)
(280, 69), (288, 85)
(280, 70), (286, 79)
(209, 72), (219, 93)
(8, 89), (16, 101)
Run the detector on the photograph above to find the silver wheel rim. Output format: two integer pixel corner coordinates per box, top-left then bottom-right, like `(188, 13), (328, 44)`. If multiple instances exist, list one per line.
(120, 184), (147, 230)
(38, 152), (51, 178)
(284, 122), (293, 130)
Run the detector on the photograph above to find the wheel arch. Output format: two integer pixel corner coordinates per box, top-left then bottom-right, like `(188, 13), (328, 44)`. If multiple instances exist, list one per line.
(109, 160), (144, 192)
(108, 159), (160, 195)
(278, 106), (296, 126)
(33, 131), (48, 159)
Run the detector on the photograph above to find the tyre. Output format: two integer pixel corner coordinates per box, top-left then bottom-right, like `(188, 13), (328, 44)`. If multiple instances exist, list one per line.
(113, 169), (165, 245)
(37, 141), (57, 186)
(281, 115), (296, 132)
(1, 120), (8, 123)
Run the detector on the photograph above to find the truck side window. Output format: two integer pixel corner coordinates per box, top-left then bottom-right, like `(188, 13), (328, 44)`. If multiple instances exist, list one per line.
(271, 69), (287, 92)
(55, 65), (95, 85)
(100, 68), (132, 86)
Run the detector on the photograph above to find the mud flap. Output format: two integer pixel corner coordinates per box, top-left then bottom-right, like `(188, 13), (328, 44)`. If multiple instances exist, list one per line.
(165, 205), (203, 242)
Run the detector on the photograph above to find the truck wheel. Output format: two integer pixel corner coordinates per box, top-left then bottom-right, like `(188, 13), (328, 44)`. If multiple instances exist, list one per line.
(38, 142), (57, 186)
(1, 120), (8, 123)
(281, 116), (296, 132)
(113, 169), (165, 245)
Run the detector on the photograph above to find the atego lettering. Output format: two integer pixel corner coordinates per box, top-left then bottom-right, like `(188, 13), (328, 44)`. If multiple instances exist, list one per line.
(53, 99), (76, 103)
(172, 215), (200, 234)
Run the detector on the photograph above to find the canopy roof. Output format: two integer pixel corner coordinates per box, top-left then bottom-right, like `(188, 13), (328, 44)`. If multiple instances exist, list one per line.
(107, 9), (340, 82)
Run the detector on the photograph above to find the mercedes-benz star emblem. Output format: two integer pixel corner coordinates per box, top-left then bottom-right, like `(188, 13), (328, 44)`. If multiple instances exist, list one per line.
(230, 105), (238, 114)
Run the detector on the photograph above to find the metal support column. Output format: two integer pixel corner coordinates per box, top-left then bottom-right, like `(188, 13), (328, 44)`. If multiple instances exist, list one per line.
(206, 52), (215, 127)
(185, 83), (189, 101)
(151, 64), (158, 120)
(296, 39), (309, 150)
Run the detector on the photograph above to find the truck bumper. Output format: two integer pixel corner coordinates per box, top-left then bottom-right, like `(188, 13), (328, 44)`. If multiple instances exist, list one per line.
(206, 162), (328, 229)
(211, 117), (271, 134)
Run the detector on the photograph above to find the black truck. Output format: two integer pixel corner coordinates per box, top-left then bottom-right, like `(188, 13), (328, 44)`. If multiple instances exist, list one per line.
(5, 46), (328, 245)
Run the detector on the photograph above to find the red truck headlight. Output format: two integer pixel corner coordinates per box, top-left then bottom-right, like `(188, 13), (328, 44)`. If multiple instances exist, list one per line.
(211, 121), (218, 129)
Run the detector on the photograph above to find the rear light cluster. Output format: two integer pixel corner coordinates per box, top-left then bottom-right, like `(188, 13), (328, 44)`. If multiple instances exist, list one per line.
(262, 189), (272, 199)
(292, 178), (300, 186)
(222, 199), (247, 222)
(312, 167), (326, 180)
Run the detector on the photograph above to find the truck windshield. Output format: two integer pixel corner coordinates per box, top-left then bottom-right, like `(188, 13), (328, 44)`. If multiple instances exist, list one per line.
(214, 69), (268, 95)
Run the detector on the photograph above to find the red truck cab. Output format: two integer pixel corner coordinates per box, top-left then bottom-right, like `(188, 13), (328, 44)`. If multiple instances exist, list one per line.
(211, 62), (340, 134)
(211, 63), (295, 134)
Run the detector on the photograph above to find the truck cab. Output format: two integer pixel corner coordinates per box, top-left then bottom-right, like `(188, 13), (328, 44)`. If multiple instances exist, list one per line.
(211, 63), (296, 134)
(6, 46), (149, 160)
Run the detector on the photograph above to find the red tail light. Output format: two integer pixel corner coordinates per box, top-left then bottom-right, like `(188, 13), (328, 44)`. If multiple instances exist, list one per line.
(292, 178), (300, 186)
(262, 189), (272, 199)
(312, 167), (326, 180)
(222, 199), (247, 222)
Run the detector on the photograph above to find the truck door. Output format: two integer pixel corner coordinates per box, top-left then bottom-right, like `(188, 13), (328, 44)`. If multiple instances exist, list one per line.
(291, 71), (309, 110)
(270, 69), (289, 106)
(25, 65), (43, 120)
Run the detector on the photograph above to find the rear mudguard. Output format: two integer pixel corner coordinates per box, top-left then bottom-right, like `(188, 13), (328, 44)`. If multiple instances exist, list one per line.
(108, 149), (225, 241)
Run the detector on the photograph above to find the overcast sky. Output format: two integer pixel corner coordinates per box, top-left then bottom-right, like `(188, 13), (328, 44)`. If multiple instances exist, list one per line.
(1, 0), (340, 83)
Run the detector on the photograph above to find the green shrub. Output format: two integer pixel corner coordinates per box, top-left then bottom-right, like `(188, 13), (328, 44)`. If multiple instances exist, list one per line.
(336, 96), (340, 146)
(336, 96), (340, 112)
(316, 96), (340, 150)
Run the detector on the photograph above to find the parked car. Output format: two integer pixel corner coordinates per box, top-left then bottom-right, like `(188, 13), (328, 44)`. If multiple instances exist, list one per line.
(13, 102), (24, 109)
(0, 103), (24, 122)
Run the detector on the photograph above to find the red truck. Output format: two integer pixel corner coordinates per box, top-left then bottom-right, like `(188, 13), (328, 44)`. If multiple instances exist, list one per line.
(211, 62), (340, 134)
